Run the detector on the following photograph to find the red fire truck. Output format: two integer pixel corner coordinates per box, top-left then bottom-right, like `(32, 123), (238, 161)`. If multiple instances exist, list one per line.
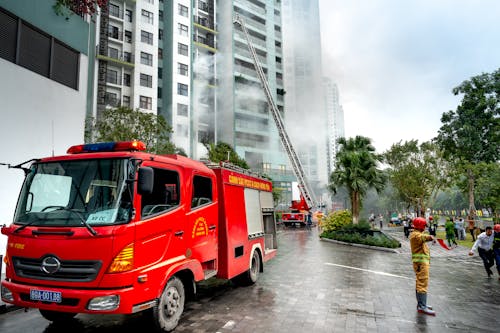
(281, 194), (310, 227)
(1, 141), (277, 331)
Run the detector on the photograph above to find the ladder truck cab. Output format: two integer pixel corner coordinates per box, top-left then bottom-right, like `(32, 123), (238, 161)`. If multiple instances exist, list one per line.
(1, 141), (277, 332)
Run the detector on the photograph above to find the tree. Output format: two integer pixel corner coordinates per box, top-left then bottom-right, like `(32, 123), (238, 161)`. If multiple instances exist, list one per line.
(473, 162), (500, 221)
(328, 136), (386, 224)
(435, 69), (500, 220)
(383, 140), (451, 217)
(203, 141), (249, 169)
(88, 106), (181, 155)
(54, 0), (107, 17)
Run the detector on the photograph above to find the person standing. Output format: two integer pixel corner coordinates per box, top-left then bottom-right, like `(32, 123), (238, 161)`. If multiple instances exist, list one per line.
(469, 226), (495, 278)
(410, 217), (436, 316)
(378, 214), (383, 229)
(445, 218), (458, 247)
(492, 224), (500, 280)
(468, 219), (476, 241)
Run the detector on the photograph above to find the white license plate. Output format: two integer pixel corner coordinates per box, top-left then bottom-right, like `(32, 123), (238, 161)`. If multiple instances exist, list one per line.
(30, 289), (62, 303)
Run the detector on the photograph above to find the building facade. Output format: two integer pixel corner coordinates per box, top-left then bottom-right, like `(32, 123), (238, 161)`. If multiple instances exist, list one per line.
(282, 0), (328, 199)
(0, 0), (92, 259)
(323, 78), (345, 177)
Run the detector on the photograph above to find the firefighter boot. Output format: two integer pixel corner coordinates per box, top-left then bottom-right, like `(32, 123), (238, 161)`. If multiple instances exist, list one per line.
(415, 291), (432, 310)
(417, 293), (436, 316)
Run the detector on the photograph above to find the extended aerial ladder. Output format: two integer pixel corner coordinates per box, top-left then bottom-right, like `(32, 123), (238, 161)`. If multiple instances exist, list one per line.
(233, 15), (317, 209)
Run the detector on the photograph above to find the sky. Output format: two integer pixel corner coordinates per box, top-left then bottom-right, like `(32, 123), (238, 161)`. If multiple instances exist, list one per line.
(318, 0), (500, 153)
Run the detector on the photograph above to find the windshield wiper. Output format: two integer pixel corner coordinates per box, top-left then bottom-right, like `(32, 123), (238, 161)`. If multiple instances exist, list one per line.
(17, 207), (98, 237)
(14, 219), (41, 234)
(55, 207), (98, 237)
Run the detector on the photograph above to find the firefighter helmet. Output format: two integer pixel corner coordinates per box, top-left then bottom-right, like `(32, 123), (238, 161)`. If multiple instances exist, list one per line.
(413, 217), (427, 230)
(494, 224), (500, 233)
(428, 216), (433, 221)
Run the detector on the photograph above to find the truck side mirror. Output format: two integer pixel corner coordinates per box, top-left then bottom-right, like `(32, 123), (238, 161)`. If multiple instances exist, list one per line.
(138, 167), (154, 195)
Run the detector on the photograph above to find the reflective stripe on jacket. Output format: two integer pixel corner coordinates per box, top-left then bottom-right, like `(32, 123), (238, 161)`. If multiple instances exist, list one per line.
(410, 230), (432, 265)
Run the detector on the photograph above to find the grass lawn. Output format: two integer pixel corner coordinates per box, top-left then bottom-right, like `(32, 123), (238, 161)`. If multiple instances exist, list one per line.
(435, 227), (474, 249)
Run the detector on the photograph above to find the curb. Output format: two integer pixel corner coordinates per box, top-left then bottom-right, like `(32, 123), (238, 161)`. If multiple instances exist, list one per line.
(319, 237), (399, 253)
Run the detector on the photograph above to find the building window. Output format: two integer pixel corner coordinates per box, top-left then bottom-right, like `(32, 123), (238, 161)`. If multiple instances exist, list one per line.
(159, 10), (163, 20)
(145, 0), (154, 4)
(141, 10), (153, 24)
(177, 83), (188, 96)
(124, 30), (132, 43)
(177, 103), (188, 116)
(178, 43), (188, 56)
(125, 9), (132, 22)
(122, 95), (130, 107)
(177, 63), (188, 76)
(141, 30), (153, 45)
(105, 92), (118, 106)
(140, 52), (153, 66)
(108, 47), (119, 59)
(123, 73), (131, 86)
(157, 87), (162, 98)
(178, 23), (188, 37)
(140, 73), (152, 88)
(158, 48), (163, 60)
(124, 51), (132, 63)
(178, 4), (188, 17)
(158, 67), (163, 79)
(109, 4), (121, 18)
(106, 69), (119, 84)
(0, 7), (79, 89)
(159, 29), (163, 40)
(140, 95), (152, 110)
(177, 124), (189, 138)
(108, 25), (120, 40)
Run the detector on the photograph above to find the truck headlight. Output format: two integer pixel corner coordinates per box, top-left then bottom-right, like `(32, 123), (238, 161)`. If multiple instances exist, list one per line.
(87, 295), (120, 311)
(1, 285), (14, 302)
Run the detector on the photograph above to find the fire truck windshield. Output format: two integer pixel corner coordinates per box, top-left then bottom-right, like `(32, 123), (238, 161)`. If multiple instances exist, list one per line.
(13, 158), (133, 227)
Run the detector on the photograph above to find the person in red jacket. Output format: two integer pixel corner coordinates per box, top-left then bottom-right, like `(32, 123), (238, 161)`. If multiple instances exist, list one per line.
(410, 217), (436, 315)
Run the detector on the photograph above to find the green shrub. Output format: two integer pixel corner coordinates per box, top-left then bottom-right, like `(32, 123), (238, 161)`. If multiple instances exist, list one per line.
(321, 221), (400, 248)
(320, 210), (352, 233)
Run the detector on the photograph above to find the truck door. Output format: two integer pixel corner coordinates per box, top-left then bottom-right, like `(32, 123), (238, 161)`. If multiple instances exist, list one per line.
(186, 174), (217, 270)
(134, 166), (186, 269)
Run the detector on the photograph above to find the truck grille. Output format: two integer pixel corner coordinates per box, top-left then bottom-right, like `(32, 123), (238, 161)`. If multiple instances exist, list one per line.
(12, 256), (102, 282)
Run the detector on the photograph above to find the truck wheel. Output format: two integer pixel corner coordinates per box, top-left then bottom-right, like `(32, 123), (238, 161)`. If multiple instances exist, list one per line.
(235, 250), (261, 286)
(39, 309), (76, 322)
(153, 276), (185, 332)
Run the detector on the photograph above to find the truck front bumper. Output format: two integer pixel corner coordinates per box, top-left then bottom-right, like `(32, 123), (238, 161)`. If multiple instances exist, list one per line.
(1, 279), (146, 314)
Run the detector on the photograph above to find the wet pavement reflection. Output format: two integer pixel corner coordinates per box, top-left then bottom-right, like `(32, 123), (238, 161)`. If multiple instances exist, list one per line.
(1, 226), (499, 332)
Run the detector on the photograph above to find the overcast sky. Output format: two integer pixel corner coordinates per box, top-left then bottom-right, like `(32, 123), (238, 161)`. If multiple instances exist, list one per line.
(318, 0), (500, 153)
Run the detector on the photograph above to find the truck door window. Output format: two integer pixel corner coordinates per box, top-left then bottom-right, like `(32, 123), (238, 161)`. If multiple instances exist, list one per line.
(191, 175), (212, 209)
(141, 168), (180, 217)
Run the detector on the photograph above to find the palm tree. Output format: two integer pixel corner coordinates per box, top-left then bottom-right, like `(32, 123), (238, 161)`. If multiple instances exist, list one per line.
(329, 136), (386, 224)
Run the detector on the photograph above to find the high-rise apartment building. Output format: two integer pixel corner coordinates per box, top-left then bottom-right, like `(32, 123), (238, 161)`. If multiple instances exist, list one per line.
(91, 0), (293, 200)
(323, 78), (345, 176)
(217, 0), (290, 192)
(282, 0), (328, 198)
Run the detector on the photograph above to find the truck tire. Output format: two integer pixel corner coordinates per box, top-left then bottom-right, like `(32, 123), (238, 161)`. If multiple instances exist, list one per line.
(153, 276), (185, 332)
(39, 309), (76, 322)
(235, 250), (261, 286)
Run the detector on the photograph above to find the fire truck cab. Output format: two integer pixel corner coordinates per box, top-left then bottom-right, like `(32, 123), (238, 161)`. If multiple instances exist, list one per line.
(1, 141), (277, 331)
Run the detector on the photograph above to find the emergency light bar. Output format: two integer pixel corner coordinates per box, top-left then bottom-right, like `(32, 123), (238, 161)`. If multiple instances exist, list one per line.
(67, 141), (147, 154)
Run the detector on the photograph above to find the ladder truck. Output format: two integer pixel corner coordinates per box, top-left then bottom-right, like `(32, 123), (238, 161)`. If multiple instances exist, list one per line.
(233, 15), (317, 225)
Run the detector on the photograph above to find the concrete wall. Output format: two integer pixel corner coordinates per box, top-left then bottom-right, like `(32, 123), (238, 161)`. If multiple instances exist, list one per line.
(0, 56), (89, 269)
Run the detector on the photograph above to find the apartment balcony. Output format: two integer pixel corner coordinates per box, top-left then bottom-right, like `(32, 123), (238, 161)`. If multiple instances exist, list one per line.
(193, 35), (216, 51)
(108, 5), (123, 20)
(194, 15), (216, 32)
(234, 31), (266, 50)
(96, 45), (135, 67)
(234, 46), (267, 67)
(234, 0), (266, 17)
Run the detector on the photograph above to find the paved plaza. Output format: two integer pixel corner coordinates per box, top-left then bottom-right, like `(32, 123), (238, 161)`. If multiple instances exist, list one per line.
(1, 226), (499, 332)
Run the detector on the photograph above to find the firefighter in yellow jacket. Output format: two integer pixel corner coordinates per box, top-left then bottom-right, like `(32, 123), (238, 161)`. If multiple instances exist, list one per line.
(410, 217), (436, 316)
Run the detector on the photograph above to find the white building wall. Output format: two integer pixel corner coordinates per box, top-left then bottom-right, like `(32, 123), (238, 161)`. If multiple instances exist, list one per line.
(0, 56), (89, 262)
